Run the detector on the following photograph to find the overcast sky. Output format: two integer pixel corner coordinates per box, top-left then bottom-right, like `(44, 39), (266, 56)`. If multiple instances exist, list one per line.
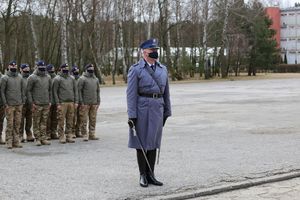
(258, 0), (299, 8)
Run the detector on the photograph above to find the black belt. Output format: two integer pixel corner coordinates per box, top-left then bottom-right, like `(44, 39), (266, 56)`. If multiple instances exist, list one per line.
(139, 93), (163, 98)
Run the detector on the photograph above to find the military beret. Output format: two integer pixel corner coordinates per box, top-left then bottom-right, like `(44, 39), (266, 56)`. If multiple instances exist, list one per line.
(36, 60), (45, 66)
(46, 64), (54, 71)
(85, 63), (93, 69)
(72, 65), (79, 72)
(139, 38), (159, 49)
(9, 60), (17, 65)
(60, 63), (68, 68)
(20, 63), (29, 69)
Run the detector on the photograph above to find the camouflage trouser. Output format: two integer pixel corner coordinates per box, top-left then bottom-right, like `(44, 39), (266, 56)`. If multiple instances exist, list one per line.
(73, 106), (80, 135)
(19, 103), (33, 139)
(33, 105), (50, 141)
(0, 105), (5, 136)
(57, 102), (74, 138)
(5, 105), (23, 144)
(79, 105), (98, 136)
(46, 104), (58, 137)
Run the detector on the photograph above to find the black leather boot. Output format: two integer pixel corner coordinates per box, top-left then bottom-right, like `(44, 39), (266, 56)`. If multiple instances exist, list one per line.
(139, 174), (148, 187)
(147, 173), (163, 186)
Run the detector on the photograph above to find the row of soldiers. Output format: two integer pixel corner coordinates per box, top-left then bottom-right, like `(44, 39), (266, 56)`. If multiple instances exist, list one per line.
(0, 60), (101, 149)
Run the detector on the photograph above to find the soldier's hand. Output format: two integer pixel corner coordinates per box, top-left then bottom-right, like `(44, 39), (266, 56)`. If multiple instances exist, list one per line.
(74, 103), (78, 108)
(57, 104), (61, 110)
(128, 118), (137, 129)
(32, 104), (37, 112)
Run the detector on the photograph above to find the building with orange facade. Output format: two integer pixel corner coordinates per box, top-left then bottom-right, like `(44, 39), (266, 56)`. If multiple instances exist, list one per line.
(266, 5), (300, 64)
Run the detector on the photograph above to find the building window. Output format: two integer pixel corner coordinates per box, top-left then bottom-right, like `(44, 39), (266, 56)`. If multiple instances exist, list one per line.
(289, 13), (295, 16)
(281, 22), (287, 28)
(290, 26), (295, 29)
(281, 38), (287, 41)
(281, 13), (287, 16)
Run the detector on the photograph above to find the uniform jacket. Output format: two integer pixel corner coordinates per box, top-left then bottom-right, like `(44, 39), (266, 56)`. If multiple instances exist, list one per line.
(1, 71), (25, 106)
(21, 73), (30, 104)
(26, 70), (52, 105)
(52, 72), (78, 104)
(49, 72), (56, 104)
(78, 72), (100, 105)
(126, 59), (171, 150)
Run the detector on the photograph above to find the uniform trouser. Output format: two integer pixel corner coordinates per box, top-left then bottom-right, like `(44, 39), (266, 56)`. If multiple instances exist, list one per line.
(5, 105), (23, 144)
(46, 104), (58, 136)
(33, 105), (50, 141)
(57, 102), (74, 138)
(79, 105), (98, 136)
(0, 105), (5, 136)
(72, 106), (80, 135)
(136, 149), (157, 175)
(19, 103), (32, 139)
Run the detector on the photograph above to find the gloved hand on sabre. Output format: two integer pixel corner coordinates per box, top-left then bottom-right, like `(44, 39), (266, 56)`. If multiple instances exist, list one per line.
(128, 118), (137, 129)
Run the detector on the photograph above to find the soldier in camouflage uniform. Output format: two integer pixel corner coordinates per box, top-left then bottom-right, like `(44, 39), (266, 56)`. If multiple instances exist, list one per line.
(0, 72), (5, 145)
(19, 64), (34, 142)
(52, 63), (78, 144)
(71, 65), (82, 138)
(46, 64), (59, 140)
(78, 64), (100, 142)
(27, 60), (52, 146)
(1, 61), (25, 149)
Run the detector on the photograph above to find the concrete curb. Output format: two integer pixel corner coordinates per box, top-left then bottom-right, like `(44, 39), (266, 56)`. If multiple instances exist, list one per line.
(144, 171), (300, 200)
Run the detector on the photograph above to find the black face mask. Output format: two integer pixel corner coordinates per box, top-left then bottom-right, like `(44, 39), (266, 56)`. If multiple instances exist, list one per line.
(148, 51), (158, 59)
(48, 71), (54, 74)
(87, 69), (94, 74)
(10, 68), (17, 72)
(62, 69), (69, 74)
(38, 67), (46, 71)
(73, 72), (79, 75)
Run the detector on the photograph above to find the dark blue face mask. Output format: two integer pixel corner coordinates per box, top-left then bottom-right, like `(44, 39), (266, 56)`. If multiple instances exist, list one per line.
(87, 69), (94, 74)
(10, 68), (17, 72)
(38, 67), (46, 71)
(62, 69), (69, 74)
(148, 51), (158, 59)
(73, 72), (79, 75)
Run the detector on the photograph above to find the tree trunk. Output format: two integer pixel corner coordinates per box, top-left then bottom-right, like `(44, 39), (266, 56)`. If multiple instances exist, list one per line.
(220, 0), (229, 78)
(59, 0), (68, 64)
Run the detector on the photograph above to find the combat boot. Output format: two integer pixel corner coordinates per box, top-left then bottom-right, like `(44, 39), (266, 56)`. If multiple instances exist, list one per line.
(66, 134), (75, 143)
(89, 134), (99, 140)
(0, 136), (5, 145)
(59, 135), (66, 144)
(36, 140), (42, 146)
(20, 137), (26, 143)
(7, 141), (13, 149)
(50, 133), (59, 140)
(26, 134), (35, 142)
(41, 140), (51, 145)
(82, 135), (88, 142)
(13, 142), (23, 148)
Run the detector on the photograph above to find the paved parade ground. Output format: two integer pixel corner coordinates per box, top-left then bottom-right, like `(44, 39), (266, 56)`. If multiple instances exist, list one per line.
(1, 77), (300, 199)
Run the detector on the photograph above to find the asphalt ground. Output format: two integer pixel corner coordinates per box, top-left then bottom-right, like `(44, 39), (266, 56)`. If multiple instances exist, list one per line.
(1, 78), (300, 200)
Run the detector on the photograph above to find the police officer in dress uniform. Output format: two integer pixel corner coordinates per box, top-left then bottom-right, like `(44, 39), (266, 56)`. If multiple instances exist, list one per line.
(126, 38), (172, 187)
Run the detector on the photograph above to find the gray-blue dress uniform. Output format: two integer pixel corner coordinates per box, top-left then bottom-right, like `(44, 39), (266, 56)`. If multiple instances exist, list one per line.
(127, 58), (171, 150)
